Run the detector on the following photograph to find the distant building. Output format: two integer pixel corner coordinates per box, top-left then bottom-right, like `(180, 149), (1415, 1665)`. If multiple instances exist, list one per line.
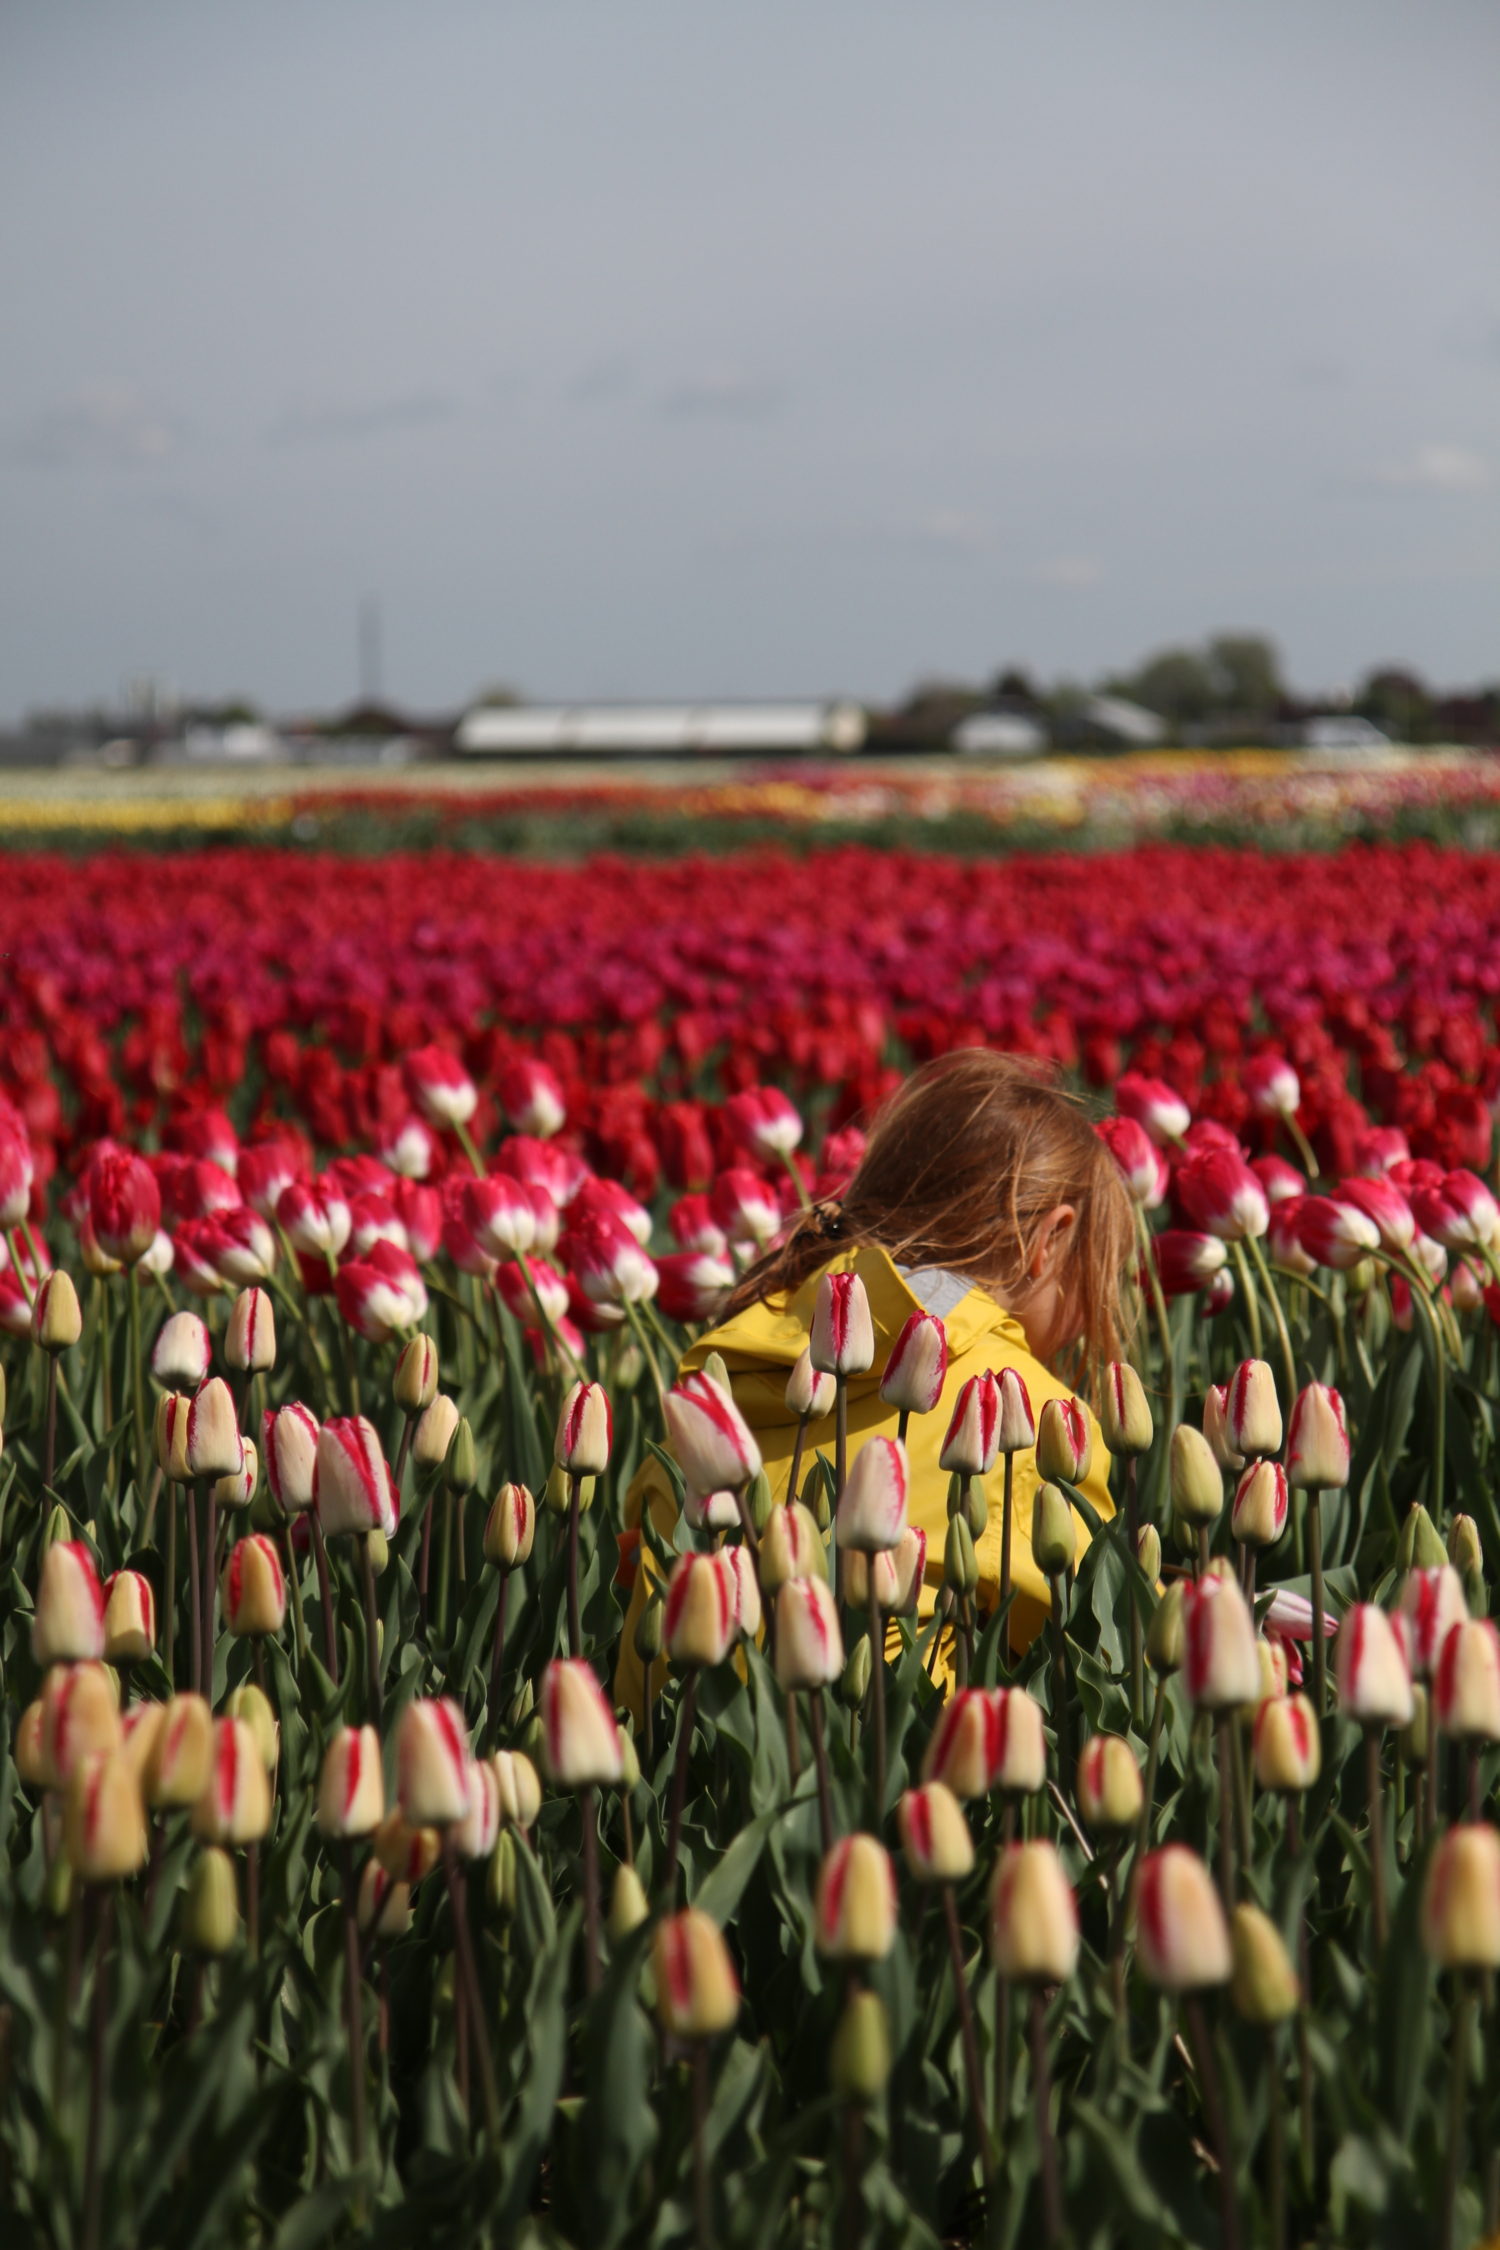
(453, 701), (867, 758)
(949, 710), (1049, 759)
(1301, 716), (1393, 755)
(1078, 696), (1166, 747)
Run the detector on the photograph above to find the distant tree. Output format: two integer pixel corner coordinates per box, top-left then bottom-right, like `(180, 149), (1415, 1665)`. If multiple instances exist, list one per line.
(1115, 648), (1218, 726)
(1355, 667), (1434, 743)
(992, 667), (1041, 706)
(1207, 634), (1283, 720)
(470, 682), (523, 709)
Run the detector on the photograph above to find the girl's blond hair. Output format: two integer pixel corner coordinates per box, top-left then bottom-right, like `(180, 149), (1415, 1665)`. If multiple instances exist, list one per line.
(726, 1050), (1136, 1383)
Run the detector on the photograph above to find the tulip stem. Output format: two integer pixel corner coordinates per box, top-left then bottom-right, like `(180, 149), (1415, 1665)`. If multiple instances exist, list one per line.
(787, 1417), (809, 1509)
(624, 1297), (669, 1426)
(662, 1672), (701, 1899)
(1215, 1718), (1237, 1906)
(488, 1568), (510, 1747)
(1229, 1241), (1263, 1361)
(393, 1414), (415, 1500)
(868, 1595), (886, 1816)
(186, 1481), (203, 1695)
(1028, 1988), (1064, 2244)
(43, 1355), (59, 1496)
(418, 1474), (437, 1629)
(992, 1966), (1011, 2150)
(1442, 1977), (1474, 2250)
(692, 2041), (713, 2250)
(246, 1841), (260, 1960)
(1366, 1727), (1388, 1948)
(566, 1475), (583, 1658)
(163, 1480), (178, 1684)
(999, 1452), (1015, 1622)
(280, 1524), (309, 1663)
(1184, 1993), (1239, 2250)
(1049, 1575), (1071, 1796)
(1265, 2025), (1286, 2250)
(441, 1834), (501, 2137)
(1127, 1675), (1167, 1914)
(1246, 1232), (1299, 1412)
(833, 1378), (848, 1601)
(580, 1784), (602, 1995)
(360, 1534), (382, 1727)
(942, 1885), (993, 2186)
(1307, 1490), (1327, 1714)
(312, 1515), (340, 1684)
(202, 1484), (219, 1694)
(340, 1842), (368, 2214)
(83, 1887), (113, 2250)
(1123, 1455), (1142, 1723)
(128, 1264), (149, 1499)
(807, 1691), (835, 1856)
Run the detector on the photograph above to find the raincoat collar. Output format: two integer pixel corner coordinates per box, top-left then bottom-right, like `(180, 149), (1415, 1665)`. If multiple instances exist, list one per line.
(694, 1241), (1031, 1375)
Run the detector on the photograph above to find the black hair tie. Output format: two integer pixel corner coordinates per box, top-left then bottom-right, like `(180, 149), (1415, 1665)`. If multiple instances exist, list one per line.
(812, 1200), (846, 1240)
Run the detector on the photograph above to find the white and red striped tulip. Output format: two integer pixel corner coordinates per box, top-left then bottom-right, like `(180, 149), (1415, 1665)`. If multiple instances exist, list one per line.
(898, 1782), (974, 1883)
(40, 1662), (120, 1787)
(664, 1553), (740, 1669)
(335, 1246), (428, 1342)
(923, 1686), (1046, 1799)
(403, 1045), (477, 1130)
(398, 1698), (473, 1827)
(1225, 1358), (1282, 1458)
(1076, 1734), (1144, 1829)
(1399, 1566), (1469, 1679)
(150, 1309), (212, 1392)
(497, 1056), (566, 1139)
(1135, 1846), (1233, 1989)
(664, 1369), (763, 1492)
(314, 1415), (398, 1537)
(1202, 1382), (1245, 1472)
(1036, 1395), (1092, 1485)
(317, 1724), (385, 1838)
(569, 1211), (659, 1307)
(452, 1757), (501, 1860)
(1182, 1576), (1262, 1712)
(185, 1377), (243, 1480)
(773, 1577), (844, 1691)
(724, 1543), (762, 1641)
(879, 1310), (948, 1416)
(262, 1401), (320, 1514)
(192, 1718), (273, 1845)
(493, 1749), (542, 1831)
(757, 1502), (823, 1594)
(464, 1174), (537, 1258)
(1285, 1383), (1350, 1491)
(33, 1539), (106, 1665)
(1434, 1618), (1500, 1742)
(540, 1659), (626, 1789)
(816, 1835), (898, 1962)
(225, 1285), (275, 1374)
(653, 1909), (740, 2039)
(1232, 1459), (1289, 1549)
(836, 1434), (909, 1553)
(102, 1570), (156, 1664)
(65, 1751), (148, 1883)
(143, 1693), (213, 1808)
(483, 1481), (537, 1569)
(785, 1348), (836, 1422)
(555, 1380), (613, 1476)
(1335, 1603), (1414, 1726)
(221, 1536), (287, 1637)
(1253, 1694), (1322, 1791)
(1421, 1824), (1500, 1970)
(939, 1371), (1001, 1476)
(845, 1525), (927, 1615)
(277, 1179), (352, 1259)
(991, 1840), (1080, 1983)
(809, 1269), (875, 1376)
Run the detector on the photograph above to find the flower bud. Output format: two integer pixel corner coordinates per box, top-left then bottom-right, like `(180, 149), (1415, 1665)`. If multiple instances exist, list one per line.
(809, 1270), (875, 1376)
(1170, 1425), (1224, 1527)
(774, 1578), (844, 1691)
(724, 1542), (762, 1641)
(555, 1380), (613, 1475)
(1448, 1513), (1484, 1581)
(1286, 1382), (1350, 1491)
(452, 1757), (501, 1861)
(943, 1514), (979, 1598)
(837, 1435), (909, 1554)
(1035, 1396), (1092, 1486)
(683, 1485), (739, 1533)
(40, 1662), (120, 1788)
(317, 1724), (385, 1838)
(1100, 1362), (1153, 1456)
(1393, 1501), (1445, 1573)
(1230, 1902), (1300, 2024)
(815, 1834), (898, 1962)
(1183, 1577), (1262, 1712)
(1434, 1618), (1500, 1742)
(373, 1809), (440, 1883)
(221, 1535), (286, 1638)
(994, 1366), (1037, 1453)
(1201, 1383), (1244, 1473)
(398, 1698), (472, 1826)
(65, 1750), (148, 1882)
(102, 1569), (156, 1663)
(758, 1501), (821, 1594)
(898, 1781), (975, 1883)
(155, 1391), (190, 1480)
(990, 1840), (1080, 1983)
(360, 1862), (414, 1941)
(1399, 1565), (1468, 1679)
(1231, 1459), (1288, 1550)
(1335, 1603), (1413, 1726)
(186, 1377), (243, 1481)
(962, 1477), (988, 1539)
(540, 1658), (626, 1788)
(150, 1309), (211, 1391)
(32, 1269), (83, 1354)
(939, 1375), (1000, 1476)
(633, 1590), (665, 1667)
(665, 1370), (763, 1496)
(747, 1467), (775, 1536)
(225, 1286), (275, 1374)
(225, 1683), (279, 1773)
(844, 1525), (926, 1616)
(1252, 1694), (1320, 1792)
(831, 1987), (891, 2105)
(1031, 1483), (1076, 1577)
(664, 1552), (739, 1670)
(182, 1846), (240, 1955)
(143, 1693), (213, 1807)
(492, 1748), (541, 1830)
(1225, 1359), (1282, 1459)
(1147, 1582), (1186, 1674)
(923, 1686), (1046, 1798)
(33, 1539), (105, 1665)
(446, 1416), (477, 1496)
(413, 1394), (460, 1472)
(879, 1311), (948, 1416)
(653, 1908), (740, 2039)
(1422, 1823), (1500, 1971)
(191, 1718), (273, 1845)
(1076, 1735), (1143, 1831)
(785, 1348), (836, 1423)
(839, 1634), (872, 1710)
(1136, 1523), (1162, 1583)
(484, 1482), (536, 1569)
(262, 1401), (319, 1514)
(1135, 1845), (1232, 1990)
(609, 1861), (649, 1944)
(15, 1701), (46, 1789)
(315, 1415), (397, 1537)
(219, 1436), (260, 1514)
(393, 1332), (439, 1415)
(1402, 1682), (1431, 1766)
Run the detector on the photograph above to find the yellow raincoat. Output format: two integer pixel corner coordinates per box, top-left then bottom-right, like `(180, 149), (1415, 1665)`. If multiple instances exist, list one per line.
(614, 1242), (1113, 1716)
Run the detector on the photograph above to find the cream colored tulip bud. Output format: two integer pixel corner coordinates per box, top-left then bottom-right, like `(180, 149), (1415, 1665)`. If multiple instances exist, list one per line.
(1202, 1385), (1244, 1473)
(991, 1840), (1080, 1984)
(1225, 1359), (1282, 1458)
(609, 1861), (649, 1944)
(664, 1552), (739, 1670)
(33, 1540), (106, 1666)
(446, 1417), (477, 1496)
(1448, 1513), (1483, 1582)
(554, 1380), (613, 1476)
(540, 1659), (626, 1788)
(1171, 1425), (1224, 1527)
(1035, 1396), (1093, 1485)
(1435, 1618), (1500, 1742)
(32, 1269), (83, 1354)
(1077, 1735), (1143, 1830)
(809, 1270), (875, 1376)
(413, 1394), (460, 1472)
(317, 1725), (385, 1838)
(182, 1845), (240, 1955)
(1397, 1502), (1448, 1574)
(186, 1378), (243, 1480)
(492, 1749), (541, 1831)
(1399, 1566), (1468, 1680)
(221, 1535), (286, 1638)
(774, 1578), (844, 1692)
(1101, 1362), (1153, 1456)
(653, 1908), (740, 2039)
(1147, 1581), (1187, 1675)
(144, 1693), (214, 1808)
(1422, 1823), (1500, 1970)
(758, 1501), (823, 1594)
(898, 1782), (975, 1884)
(1134, 1846), (1233, 1991)
(65, 1750), (148, 1883)
(225, 1286), (275, 1373)
(102, 1569), (156, 1663)
(484, 1483), (536, 1569)
(837, 1435), (909, 1554)
(1252, 1694), (1321, 1793)
(838, 1635), (872, 1711)
(359, 1862), (414, 1941)
(150, 1308), (211, 1391)
(1182, 1577), (1261, 1712)
(1285, 1382), (1350, 1491)
(225, 1684), (279, 1773)
(922, 1687), (1046, 1799)
(1031, 1483), (1076, 1577)
(373, 1810), (440, 1883)
(398, 1699), (473, 1827)
(40, 1663), (120, 1789)
(831, 1987), (892, 2105)
(724, 1543), (761, 1642)
(1231, 1459), (1288, 1550)
(14, 1700), (47, 1789)
(156, 1391), (191, 1480)
(1137, 1523), (1162, 1583)
(785, 1347), (836, 1423)
(1230, 1902), (1300, 2023)
(815, 1835), (898, 1962)
(452, 1757), (500, 1861)
(191, 1718), (273, 1845)
(393, 1332), (439, 1415)
(215, 1437), (258, 1513)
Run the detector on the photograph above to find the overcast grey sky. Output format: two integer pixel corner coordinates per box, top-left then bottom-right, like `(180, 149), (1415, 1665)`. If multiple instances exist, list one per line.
(2, 0), (1497, 720)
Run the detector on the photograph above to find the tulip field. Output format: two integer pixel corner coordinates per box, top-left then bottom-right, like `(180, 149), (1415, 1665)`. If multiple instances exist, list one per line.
(7, 832), (1500, 2248)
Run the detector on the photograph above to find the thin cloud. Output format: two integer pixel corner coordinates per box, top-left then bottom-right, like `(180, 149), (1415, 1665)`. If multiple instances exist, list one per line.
(917, 509), (989, 551)
(1372, 443), (1490, 493)
(266, 391), (456, 446)
(14, 387), (181, 469)
(659, 370), (784, 422)
(1034, 555), (1103, 588)
(569, 355), (635, 405)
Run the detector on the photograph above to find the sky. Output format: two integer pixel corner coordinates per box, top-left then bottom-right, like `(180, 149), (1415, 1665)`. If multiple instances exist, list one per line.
(1, 0), (1497, 722)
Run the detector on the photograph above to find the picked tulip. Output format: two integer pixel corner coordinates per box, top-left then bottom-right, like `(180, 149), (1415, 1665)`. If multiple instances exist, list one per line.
(540, 1659), (626, 1788)
(1035, 1395), (1092, 1485)
(1336, 1605), (1414, 1728)
(809, 1269), (875, 1376)
(314, 1415), (398, 1537)
(1135, 1846), (1233, 1990)
(879, 1311), (948, 1416)
(317, 1724), (385, 1838)
(664, 1369), (762, 1492)
(990, 1840), (1080, 1984)
(32, 1539), (105, 1665)
(653, 1908), (740, 2039)
(836, 1434), (908, 1553)
(815, 1834), (899, 1962)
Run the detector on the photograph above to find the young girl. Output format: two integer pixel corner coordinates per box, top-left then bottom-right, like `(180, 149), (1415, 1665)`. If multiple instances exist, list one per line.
(616, 1048), (1137, 1712)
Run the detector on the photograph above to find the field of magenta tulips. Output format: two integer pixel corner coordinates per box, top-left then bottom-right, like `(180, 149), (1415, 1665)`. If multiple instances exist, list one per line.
(7, 834), (1500, 2248)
